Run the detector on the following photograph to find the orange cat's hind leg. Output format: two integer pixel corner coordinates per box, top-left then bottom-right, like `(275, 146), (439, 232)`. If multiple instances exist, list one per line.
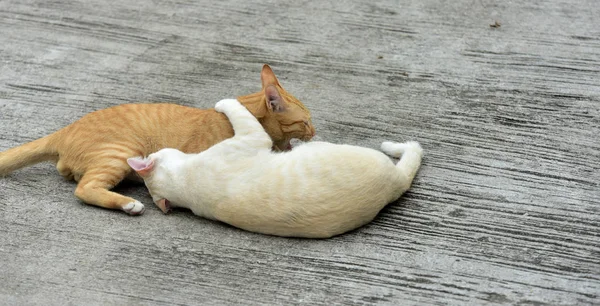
(56, 159), (74, 181)
(74, 166), (145, 215)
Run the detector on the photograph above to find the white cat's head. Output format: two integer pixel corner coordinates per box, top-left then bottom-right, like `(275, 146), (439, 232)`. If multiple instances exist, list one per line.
(127, 148), (185, 214)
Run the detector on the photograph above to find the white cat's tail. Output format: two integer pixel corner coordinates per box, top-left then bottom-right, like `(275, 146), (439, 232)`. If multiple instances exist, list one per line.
(380, 141), (423, 191)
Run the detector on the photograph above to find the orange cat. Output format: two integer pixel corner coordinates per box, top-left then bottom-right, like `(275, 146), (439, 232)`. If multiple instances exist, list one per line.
(0, 65), (315, 215)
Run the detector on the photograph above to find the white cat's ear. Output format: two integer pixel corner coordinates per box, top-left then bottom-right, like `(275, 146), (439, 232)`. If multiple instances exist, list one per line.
(155, 199), (171, 214)
(265, 85), (286, 113)
(260, 64), (281, 88)
(127, 157), (155, 177)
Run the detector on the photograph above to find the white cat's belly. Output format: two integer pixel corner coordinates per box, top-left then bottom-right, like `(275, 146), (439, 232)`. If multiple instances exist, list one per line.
(212, 144), (401, 238)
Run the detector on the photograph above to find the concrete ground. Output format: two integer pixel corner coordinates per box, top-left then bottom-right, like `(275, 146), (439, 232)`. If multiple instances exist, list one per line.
(1, 0), (599, 305)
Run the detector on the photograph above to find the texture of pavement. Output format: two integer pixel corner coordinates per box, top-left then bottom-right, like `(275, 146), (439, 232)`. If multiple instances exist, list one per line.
(1, 0), (599, 305)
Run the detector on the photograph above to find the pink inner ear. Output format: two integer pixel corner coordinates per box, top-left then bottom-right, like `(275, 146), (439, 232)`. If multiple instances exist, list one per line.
(127, 157), (154, 175)
(265, 85), (285, 112)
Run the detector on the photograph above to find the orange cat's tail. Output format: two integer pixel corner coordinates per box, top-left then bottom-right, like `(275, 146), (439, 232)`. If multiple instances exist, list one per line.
(0, 134), (59, 176)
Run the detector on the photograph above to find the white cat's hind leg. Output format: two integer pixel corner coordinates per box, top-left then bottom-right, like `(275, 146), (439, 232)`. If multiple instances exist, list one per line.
(383, 141), (423, 193)
(381, 141), (422, 158)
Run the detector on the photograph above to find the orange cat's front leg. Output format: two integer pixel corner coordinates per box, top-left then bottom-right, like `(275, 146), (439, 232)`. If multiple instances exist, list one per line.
(74, 166), (144, 215)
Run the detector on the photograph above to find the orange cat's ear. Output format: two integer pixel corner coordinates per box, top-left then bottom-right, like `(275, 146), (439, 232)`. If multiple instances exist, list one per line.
(261, 64), (281, 88)
(127, 157), (155, 177)
(265, 85), (287, 113)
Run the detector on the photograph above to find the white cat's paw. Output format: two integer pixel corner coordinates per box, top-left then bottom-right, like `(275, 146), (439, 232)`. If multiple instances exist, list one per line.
(214, 99), (240, 113)
(381, 141), (422, 158)
(122, 201), (145, 215)
(403, 141), (423, 157)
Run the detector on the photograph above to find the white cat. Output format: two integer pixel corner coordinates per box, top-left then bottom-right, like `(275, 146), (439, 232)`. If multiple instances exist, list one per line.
(127, 99), (423, 238)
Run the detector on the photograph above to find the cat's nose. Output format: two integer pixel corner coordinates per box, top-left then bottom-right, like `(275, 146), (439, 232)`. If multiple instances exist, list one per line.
(305, 131), (315, 140)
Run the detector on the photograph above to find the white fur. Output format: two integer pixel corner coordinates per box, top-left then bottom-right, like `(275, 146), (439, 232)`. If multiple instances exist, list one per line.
(139, 99), (423, 238)
(122, 201), (145, 215)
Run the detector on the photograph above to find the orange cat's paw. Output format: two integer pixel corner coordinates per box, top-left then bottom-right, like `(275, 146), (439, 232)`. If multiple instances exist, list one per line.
(122, 201), (145, 215)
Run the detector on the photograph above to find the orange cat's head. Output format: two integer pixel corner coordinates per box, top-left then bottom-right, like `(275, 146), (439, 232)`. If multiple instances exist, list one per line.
(238, 65), (315, 151)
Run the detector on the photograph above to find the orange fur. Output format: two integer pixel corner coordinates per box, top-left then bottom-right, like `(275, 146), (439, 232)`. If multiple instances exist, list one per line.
(0, 65), (315, 214)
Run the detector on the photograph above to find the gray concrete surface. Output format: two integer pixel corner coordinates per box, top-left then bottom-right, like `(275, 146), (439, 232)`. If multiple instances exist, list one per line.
(1, 0), (599, 305)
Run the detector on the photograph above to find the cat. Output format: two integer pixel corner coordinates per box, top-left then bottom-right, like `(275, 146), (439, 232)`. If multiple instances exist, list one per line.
(0, 65), (315, 215)
(127, 98), (423, 238)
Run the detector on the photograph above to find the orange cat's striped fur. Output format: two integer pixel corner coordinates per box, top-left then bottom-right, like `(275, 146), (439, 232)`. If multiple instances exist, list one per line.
(0, 65), (315, 215)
